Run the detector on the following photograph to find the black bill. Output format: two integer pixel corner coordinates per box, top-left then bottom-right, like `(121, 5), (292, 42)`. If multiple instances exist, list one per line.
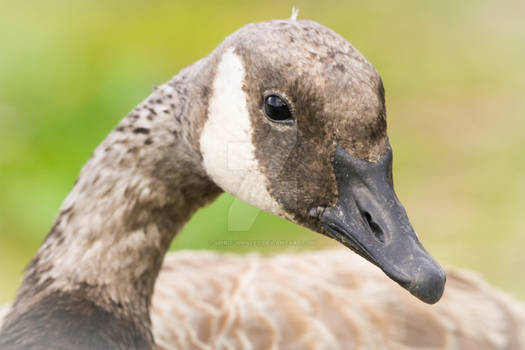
(311, 145), (446, 304)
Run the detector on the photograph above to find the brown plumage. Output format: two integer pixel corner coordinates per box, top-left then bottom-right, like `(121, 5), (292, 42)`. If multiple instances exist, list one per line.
(1, 17), (524, 349)
(1, 250), (524, 349)
(152, 251), (525, 350)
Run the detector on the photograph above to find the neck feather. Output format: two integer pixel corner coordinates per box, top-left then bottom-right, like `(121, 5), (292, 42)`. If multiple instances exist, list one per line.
(1, 57), (221, 347)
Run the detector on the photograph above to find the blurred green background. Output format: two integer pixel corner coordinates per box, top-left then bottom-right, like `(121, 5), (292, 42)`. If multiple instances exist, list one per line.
(1, 0), (524, 304)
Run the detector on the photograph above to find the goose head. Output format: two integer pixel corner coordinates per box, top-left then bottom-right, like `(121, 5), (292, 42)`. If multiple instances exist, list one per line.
(200, 19), (445, 304)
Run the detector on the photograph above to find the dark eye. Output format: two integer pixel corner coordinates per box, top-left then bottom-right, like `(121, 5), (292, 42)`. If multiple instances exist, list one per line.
(263, 94), (294, 124)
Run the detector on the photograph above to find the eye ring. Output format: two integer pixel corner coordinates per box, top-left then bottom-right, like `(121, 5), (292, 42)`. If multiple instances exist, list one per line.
(263, 93), (294, 125)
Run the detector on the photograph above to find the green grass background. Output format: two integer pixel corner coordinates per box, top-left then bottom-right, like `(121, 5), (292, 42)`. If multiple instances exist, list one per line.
(1, 0), (524, 304)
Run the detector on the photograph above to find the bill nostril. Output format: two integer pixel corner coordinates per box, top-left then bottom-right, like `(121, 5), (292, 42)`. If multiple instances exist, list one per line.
(363, 211), (385, 244)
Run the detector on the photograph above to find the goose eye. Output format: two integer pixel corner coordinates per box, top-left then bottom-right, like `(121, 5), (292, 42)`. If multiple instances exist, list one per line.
(263, 94), (294, 124)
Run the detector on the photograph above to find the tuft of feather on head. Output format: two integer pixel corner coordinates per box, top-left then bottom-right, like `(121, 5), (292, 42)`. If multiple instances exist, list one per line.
(290, 7), (299, 20)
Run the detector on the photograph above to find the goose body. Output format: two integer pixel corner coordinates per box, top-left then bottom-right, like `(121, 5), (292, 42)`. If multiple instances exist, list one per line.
(1, 251), (524, 349)
(0, 18), (524, 349)
(156, 251), (525, 350)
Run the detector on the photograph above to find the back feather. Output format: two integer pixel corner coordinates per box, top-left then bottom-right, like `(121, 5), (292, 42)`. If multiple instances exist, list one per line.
(151, 250), (525, 350)
(1, 250), (524, 349)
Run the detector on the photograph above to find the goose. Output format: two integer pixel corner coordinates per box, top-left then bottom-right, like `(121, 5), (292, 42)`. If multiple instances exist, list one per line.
(0, 18), (524, 349)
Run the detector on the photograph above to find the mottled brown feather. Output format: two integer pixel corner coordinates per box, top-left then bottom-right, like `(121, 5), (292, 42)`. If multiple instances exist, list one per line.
(1, 19), (523, 350)
(2, 250), (524, 349)
(146, 250), (524, 350)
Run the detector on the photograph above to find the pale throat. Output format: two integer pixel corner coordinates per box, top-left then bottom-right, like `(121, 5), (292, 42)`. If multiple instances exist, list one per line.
(200, 47), (285, 219)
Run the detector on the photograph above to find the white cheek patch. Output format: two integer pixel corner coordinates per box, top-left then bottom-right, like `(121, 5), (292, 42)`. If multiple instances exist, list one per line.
(200, 48), (284, 217)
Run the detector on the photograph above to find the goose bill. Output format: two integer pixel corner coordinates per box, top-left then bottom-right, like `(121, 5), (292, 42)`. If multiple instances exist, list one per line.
(314, 145), (446, 304)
